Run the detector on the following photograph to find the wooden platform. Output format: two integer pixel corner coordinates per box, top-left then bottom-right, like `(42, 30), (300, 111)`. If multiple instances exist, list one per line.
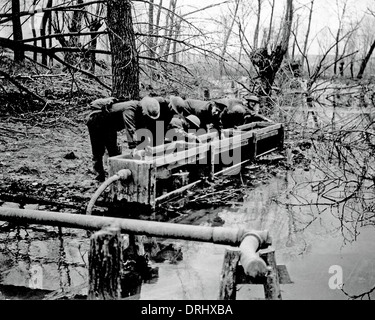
(108, 121), (284, 208)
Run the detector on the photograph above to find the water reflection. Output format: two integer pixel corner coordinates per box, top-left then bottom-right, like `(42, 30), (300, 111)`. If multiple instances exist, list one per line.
(0, 222), (89, 299)
(142, 166), (375, 300)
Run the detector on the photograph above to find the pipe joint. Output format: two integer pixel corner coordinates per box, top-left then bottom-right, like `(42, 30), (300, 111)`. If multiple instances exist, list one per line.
(116, 169), (132, 181)
(240, 230), (272, 250)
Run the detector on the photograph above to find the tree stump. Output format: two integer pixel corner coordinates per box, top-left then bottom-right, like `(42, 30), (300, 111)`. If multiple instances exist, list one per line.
(218, 248), (241, 300)
(88, 225), (122, 300)
(261, 248), (282, 300)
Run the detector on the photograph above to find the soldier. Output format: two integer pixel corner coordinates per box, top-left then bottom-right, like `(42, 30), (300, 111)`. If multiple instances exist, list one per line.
(166, 115), (202, 144)
(86, 97), (125, 182)
(87, 96), (175, 181)
(169, 95), (222, 135)
(243, 95), (272, 123)
(213, 95), (271, 129)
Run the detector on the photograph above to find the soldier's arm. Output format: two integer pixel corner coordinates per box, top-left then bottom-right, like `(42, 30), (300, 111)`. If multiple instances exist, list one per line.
(90, 97), (118, 111)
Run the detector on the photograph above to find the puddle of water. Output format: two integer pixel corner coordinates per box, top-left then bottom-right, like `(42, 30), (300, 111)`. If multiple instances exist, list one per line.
(2, 167), (374, 300)
(140, 167), (375, 300)
(0, 225), (89, 299)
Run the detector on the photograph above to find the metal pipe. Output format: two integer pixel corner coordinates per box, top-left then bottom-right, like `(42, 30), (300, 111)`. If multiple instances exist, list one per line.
(240, 231), (271, 277)
(0, 207), (262, 247)
(86, 169), (132, 215)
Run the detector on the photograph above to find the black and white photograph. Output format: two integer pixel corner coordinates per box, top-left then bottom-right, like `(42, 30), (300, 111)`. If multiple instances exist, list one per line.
(0, 0), (375, 305)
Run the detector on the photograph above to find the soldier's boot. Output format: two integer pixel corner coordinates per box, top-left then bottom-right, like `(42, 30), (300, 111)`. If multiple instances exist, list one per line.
(93, 159), (106, 182)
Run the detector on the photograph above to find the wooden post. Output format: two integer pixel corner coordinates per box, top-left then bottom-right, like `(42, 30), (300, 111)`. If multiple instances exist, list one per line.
(120, 234), (144, 299)
(261, 247), (282, 300)
(88, 225), (122, 300)
(218, 248), (241, 300)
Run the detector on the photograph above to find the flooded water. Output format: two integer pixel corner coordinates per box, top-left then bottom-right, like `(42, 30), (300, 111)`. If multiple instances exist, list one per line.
(140, 168), (375, 300)
(2, 166), (374, 300)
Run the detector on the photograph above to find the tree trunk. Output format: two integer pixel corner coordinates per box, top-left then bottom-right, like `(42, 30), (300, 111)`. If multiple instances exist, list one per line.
(154, 0), (163, 50)
(31, 0), (38, 62)
(107, 0), (139, 99)
(148, 0), (155, 81)
(292, 14), (300, 60)
(253, 0), (262, 50)
(219, 0), (240, 77)
(11, 0), (24, 62)
(333, 28), (341, 75)
(148, 0), (155, 62)
(48, 8), (53, 66)
(88, 226), (122, 300)
(89, 32), (98, 73)
(357, 39), (375, 79)
(172, 17), (181, 64)
(159, 0), (173, 56)
(301, 0), (314, 69)
(64, 0), (84, 66)
(333, 2), (347, 76)
(163, 0), (177, 59)
(251, 0), (293, 97)
(266, 0), (275, 45)
(40, 0), (53, 66)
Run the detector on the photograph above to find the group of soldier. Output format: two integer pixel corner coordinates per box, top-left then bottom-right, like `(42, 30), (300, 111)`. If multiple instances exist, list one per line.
(86, 93), (270, 181)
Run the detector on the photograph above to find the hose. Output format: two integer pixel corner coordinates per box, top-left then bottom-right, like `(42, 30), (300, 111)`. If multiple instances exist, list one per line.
(86, 169), (132, 215)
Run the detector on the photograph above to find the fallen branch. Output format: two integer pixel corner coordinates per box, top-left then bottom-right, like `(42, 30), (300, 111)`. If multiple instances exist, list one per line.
(0, 38), (111, 91)
(0, 73), (68, 80)
(0, 69), (47, 103)
(0, 125), (27, 135)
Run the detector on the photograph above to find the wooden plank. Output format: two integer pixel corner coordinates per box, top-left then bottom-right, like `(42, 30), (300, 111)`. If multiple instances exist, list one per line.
(153, 144), (211, 167)
(211, 131), (254, 155)
(255, 148), (278, 159)
(213, 159), (251, 176)
(236, 122), (271, 131)
(109, 157), (154, 205)
(235, 264), (292, 285)
(155, 179), (203, 204)
(253, 123), (282, 136)
(255, 129), (280, 141)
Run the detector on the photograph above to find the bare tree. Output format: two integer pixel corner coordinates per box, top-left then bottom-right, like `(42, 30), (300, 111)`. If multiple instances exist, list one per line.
(11, 0), (24, 62)
(357, 39), (375, 79)
(64, 0), (85, 66)
(291, 13), (300, 60)
(357, 8), (375, 79)
(162, 0), (177, 59)
(301, 0), (314, 69)
(84, 3), (105, 72)
(251, 0), (294, 98)
(266, 0), (275, 45)
(171, 14), (181, 64)
(40, 0), (53, 66)
(107, 0), (139, 98)
(253, 0), (262, 50)
(333, 0), (348, 75)
(219, 0), (240, 77)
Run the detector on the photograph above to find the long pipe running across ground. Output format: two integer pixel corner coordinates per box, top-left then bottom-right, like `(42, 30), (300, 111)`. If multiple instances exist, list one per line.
(0, 207), (271, 277)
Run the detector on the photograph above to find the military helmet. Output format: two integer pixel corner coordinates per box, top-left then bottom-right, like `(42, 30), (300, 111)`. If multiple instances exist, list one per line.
(186, 115), (201, 129)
